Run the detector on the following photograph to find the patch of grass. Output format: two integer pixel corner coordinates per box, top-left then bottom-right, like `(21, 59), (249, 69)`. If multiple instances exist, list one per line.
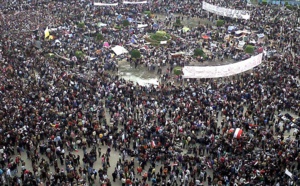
(145, 37), (160, 46)
(150, 31), (171, 41)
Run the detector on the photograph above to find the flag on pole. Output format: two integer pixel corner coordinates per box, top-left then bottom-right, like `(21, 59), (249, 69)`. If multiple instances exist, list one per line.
(44, 27), (50, 39)
(233, 128), (243, 139)
(151, 140), (156, 148)
(285, 168), (293, 178)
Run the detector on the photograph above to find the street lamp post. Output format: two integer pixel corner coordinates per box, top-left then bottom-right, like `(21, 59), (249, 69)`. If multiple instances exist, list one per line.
(297, 6), (300, 24)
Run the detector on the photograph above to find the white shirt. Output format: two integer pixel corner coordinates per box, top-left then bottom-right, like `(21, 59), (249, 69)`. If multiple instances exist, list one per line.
(6, 169), (11, 177)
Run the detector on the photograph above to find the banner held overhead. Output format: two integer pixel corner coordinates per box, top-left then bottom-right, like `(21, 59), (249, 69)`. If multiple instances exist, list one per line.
(94, 2), (118, 6)
(123, 1), (148, 4)
(202, 1), (251, 20)
(183, 53), (263, 79)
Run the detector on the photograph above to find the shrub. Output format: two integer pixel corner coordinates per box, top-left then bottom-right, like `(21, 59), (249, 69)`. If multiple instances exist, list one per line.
(173, 66), (182, 75)
(96, 33), (104, 41)
(122, 20), (130, 27)
(130, 49), (141, 59)
(194, 48), (205, 57)
(216, 20), (225, 27)
(75, 51), (84, 58)
(78, 22), (85, 28)
(244, 45), (255, 54)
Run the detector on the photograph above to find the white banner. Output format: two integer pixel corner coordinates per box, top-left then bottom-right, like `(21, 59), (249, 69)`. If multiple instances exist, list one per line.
(123, 1), (148, 4)
(183, 53), (262, 79)
(94, 2), (118, 6)
(137, 24), (148, 28)
(285, 169), (293, 178)
(202, 1), (250, 20)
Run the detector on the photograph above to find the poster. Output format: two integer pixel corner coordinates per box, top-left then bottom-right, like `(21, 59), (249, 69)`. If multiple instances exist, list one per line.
(182, 53), (263, 78)
(202, 1), (251, 20)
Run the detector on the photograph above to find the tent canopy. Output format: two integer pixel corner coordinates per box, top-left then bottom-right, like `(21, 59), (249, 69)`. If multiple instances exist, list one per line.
(103, 42), (110, 48)
(182, 27), (190, 33)
(112, 46), (128, 56)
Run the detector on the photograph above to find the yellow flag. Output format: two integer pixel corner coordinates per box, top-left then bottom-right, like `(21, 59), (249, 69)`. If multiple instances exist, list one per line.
(44, 27), (50, 39)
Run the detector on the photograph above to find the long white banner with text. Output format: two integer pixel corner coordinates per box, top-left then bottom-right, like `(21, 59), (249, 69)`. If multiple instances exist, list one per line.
(202, 1), (251, 20)
(183, 53), (262, 79)
(94, 2), (118, 6)
(123, 1), (148, 4)
(94, 1), (147, 6)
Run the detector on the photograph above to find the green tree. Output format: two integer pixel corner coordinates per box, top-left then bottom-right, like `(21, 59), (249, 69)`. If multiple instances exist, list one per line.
(130, 49), (141, 59)
(75, 51), (84, 58)
(244, 45), (255, 54)
(173, 66), (182, 76)
(285, 4), (294, 11)
(194, 48), (205, 57)
(77, 22), (85, 28)
(174, 19), (183, 28)
(122, 20), (130, 27)
(96, 33), (104, 41)
(216, 20), (225, 27)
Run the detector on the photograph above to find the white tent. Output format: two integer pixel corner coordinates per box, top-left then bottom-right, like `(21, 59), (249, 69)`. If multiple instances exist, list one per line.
(112, 46), (128, 56)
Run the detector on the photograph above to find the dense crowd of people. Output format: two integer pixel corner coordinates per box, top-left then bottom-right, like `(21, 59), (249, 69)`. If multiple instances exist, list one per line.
(0, 0), (300, 186)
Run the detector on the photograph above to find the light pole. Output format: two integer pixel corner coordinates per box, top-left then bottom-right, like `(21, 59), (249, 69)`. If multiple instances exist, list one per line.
(297, 6), (300, 24)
